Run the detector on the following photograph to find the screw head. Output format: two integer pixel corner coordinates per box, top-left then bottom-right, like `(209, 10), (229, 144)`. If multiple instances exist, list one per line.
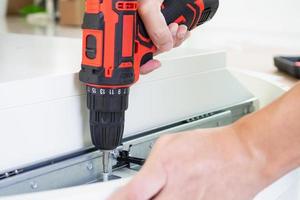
(86, 162), (93, 171)
(149, 142), (154, 149)
(30, 181), (38, 189)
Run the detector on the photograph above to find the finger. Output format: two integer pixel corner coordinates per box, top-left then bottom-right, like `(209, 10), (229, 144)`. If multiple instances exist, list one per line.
(174, 31), (191, 48)
(176, 25), (188, 40)
(153, 23), (178, 56)
(173, 25), (188, 48)
(138, 0), (173, 52)
(140, 59), (161, 74)
(153, 49), (163, 56)
(169, 23), (179, 39)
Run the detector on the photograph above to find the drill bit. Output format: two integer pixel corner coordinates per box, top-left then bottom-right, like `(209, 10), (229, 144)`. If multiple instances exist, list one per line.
(102, 151), (111, 182)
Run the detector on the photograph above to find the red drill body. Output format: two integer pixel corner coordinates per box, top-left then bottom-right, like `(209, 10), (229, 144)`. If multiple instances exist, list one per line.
(80, 0), (219, 157)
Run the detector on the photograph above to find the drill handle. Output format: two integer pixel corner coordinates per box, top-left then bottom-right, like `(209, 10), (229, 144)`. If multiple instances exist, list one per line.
(135, 0), (219, 66)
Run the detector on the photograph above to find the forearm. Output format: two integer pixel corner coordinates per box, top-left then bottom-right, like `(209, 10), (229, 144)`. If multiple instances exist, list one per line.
(235, 83), (300, 186)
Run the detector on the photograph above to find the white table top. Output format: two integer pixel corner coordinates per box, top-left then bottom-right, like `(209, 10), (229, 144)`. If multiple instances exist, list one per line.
(0, 33), (81, 83)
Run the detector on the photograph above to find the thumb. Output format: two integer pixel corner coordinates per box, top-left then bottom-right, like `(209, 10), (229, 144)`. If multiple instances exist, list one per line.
(138, 0), (173, 52)
(108, 158), (167, 200)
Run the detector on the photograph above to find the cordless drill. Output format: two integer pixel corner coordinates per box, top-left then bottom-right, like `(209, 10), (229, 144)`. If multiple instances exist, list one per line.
(80, 0), (219, 181)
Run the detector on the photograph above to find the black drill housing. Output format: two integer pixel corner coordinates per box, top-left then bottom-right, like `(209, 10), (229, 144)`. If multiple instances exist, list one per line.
(86, 86), (129, 150)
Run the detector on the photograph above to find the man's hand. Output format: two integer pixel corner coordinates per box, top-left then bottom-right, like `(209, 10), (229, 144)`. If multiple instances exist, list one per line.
(138, 0), (191, 74)
(108, 126), (268, 200)
(109, 84), (300, 200)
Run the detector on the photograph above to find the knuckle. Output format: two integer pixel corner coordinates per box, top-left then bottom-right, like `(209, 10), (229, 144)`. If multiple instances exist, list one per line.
(152, 29), (167, 41)
(151, 29), (173, 49)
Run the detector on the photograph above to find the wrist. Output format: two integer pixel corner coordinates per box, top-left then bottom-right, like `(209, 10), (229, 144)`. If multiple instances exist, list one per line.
(233, 112), (300, 193)
(230, 120), (274, 190)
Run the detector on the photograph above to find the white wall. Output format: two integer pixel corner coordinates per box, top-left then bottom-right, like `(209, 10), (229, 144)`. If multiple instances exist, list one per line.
(0, 0), (8, 17)
(213, 0), (300, 34)
(186, 0), (300, 50)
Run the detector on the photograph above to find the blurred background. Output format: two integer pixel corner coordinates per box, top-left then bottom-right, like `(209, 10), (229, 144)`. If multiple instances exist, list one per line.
(0, 0), (84, 37)
(0, 0), (299, 79)
(1, 0), (299, 39)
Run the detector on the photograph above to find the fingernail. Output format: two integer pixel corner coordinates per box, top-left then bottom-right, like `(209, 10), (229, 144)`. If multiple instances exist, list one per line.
(177, 25), (188, 39)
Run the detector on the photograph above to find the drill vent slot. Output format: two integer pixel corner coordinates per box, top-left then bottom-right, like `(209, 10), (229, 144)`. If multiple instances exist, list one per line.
(198, 9), (211, 25)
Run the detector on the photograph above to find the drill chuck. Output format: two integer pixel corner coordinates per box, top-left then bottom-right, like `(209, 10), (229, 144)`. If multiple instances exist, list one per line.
(87, 86), (129, 150)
